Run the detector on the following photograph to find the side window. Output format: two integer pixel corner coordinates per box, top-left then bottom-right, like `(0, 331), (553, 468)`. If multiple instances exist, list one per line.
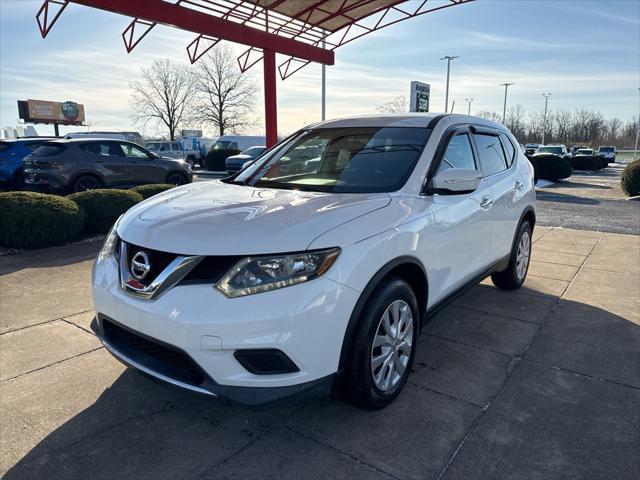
(160, 143), (170, 152)
(171, 142), (181, 151)
(82, 142), (122, 156)
(436, 133), (476, 174)
(498, 133), (516, 167)
(473, 133), (507, 177)
(230, 142), (238, 150)
(120, 143), (149, 158)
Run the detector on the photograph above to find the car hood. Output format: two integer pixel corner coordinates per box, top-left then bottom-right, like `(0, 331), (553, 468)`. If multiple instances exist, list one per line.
(118, 180), (391, 255)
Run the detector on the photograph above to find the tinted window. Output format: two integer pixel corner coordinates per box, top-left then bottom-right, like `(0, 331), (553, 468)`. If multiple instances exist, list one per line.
(160, 143), (170, 151)
(244, 127), (430, 193)
(537, 146), (564, 155)
(81, 142), (123, 156)
(498, 133), (516, 167)
(437, 133), (476, 173)
(145, 142), (161, 150)
(0, 142), (11, 153)
(121, 143), (149, 158)
(171, 142), (181, 151)
(599, 147), (614, 152)
(33, 144), (66, 156)
(25, 142), (44, 151)
(474, 134), (507, 176)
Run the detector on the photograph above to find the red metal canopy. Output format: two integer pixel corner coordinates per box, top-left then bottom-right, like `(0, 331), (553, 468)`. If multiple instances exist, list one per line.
(36, 0), (474, 146)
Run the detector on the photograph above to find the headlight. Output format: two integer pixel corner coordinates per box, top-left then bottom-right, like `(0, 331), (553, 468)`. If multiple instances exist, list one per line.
(98, 216), (121, 260)
(216, 248), (340, 298)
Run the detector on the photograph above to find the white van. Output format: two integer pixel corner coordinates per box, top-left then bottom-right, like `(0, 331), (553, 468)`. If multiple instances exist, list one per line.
(212, 135), (266, 152)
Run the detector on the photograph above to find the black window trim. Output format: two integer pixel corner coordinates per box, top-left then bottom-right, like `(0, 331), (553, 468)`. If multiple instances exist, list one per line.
(422, 124), (477, 195)
(469, 124), (515, 179)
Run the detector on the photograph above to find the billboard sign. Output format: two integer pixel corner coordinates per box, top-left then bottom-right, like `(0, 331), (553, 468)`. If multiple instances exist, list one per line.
(18, 99), (85, 125)
(409, 81), (430, 113)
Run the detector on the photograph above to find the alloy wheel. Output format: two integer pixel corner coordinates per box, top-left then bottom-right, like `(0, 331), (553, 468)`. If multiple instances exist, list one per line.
(370, 299), (414, 392)
(516, 230), (531, 281)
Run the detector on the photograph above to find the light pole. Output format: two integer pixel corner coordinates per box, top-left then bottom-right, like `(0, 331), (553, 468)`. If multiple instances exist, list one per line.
(441, 56), (458, 113)
(634, 87), (640, 158)
(541, 93), (551, 145)
(500, 83), (514, 123)
(465, 97), (474, 115)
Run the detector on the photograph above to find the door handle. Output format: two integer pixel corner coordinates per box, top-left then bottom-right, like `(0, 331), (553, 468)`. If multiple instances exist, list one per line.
(480, 195), (493, 208)
(515, 180), (524, 191)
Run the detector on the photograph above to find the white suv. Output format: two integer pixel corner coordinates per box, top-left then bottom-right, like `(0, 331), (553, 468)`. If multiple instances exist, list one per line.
(92, 114), (536, 409)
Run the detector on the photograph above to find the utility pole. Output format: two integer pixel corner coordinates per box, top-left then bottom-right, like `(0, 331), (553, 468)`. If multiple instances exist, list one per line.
(441, 56), (458, 113)
(465, 97), (474, 115)
(541, 93), (551, 145)
(321, 36), (326, 121)
(500, 83), (514, 123)
(450, 100), (456, 113)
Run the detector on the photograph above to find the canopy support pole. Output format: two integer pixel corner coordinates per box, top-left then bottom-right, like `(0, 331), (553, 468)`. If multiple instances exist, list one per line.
(264, 48), (278, 147)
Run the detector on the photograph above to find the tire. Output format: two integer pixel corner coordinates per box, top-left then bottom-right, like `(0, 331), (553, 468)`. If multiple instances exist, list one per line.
(185, 156), (196, 168)
(72, 174), (102, 192)
(166, 172), (188, 185)
(491, 221), (532, 290)
(344, 277), (419, 410)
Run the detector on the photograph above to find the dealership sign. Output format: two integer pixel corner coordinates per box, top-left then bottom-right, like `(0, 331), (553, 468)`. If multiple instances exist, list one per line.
(409, 81), (430, 113)
(18, 99), (85, 125)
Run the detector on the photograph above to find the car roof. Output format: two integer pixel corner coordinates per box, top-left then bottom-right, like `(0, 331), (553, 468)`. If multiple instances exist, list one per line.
(41, 138), (135, 144)
(305, 113), (507, 131)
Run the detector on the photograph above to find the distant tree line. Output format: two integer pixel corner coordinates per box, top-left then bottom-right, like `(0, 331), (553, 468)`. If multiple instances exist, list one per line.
(478, 106), (638, 147)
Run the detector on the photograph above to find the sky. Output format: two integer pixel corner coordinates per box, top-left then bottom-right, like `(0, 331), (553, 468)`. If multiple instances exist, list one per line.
(1, 0), (639, 138)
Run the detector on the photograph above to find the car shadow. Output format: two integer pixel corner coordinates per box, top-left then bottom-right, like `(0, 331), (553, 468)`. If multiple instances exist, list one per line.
(4, 293), (639, 479)
(535, 191), (600, 205)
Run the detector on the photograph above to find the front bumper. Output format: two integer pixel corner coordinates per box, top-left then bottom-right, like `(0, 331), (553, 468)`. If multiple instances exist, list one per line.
(92, 254), (360, 403)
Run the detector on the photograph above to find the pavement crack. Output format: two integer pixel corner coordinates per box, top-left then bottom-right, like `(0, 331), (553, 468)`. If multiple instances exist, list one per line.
(407, 382), (485, 409)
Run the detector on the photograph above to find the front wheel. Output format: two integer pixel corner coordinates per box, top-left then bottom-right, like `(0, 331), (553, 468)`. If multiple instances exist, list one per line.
(72, 174), (102, 192)
(185, 156), (196, 169)
(491, 222), (532, 290)
(166, 172), (188, 185)
(344, 277), (419, 410)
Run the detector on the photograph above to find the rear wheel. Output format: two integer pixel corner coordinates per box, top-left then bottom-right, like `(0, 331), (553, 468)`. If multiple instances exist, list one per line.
(344, 277), (418, 410)
(72, 174), (102, 192)
(166, 172), (188, 185)
(491, 221), (532, 290)
(185, 156), (196, 168)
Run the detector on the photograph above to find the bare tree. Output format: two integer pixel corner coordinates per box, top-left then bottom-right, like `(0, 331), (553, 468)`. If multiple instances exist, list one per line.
(554, 110), (572, 143)
(505, 104), (526, 139)
(375, 95), (408, 114)
(476, 111), (502, 122)
(130, 59), (197, 141)
(193, 45), (257, 136)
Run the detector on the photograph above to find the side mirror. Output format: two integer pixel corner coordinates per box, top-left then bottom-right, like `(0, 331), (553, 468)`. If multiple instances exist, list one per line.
(431, 168), (482, 194)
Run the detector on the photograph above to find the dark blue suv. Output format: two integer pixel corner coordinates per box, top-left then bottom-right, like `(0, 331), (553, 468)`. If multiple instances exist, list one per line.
(0, 138), (54, 189)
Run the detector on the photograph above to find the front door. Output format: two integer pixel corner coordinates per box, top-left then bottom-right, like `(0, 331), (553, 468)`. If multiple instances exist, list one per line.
(119, 142), (164, 184)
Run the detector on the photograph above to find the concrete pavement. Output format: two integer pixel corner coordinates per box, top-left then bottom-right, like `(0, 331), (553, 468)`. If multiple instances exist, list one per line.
(1, 227), (639, 479)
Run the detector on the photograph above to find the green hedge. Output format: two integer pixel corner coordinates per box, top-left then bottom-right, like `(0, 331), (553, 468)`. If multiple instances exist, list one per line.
(533, 154), (573, 180)
(68, 189), (143, 233)
(0, 192), (86, 249)
(621, 160), (640, 197)
(204, 148), (241, 171)
(570, 155), (602, 171)
(131, 184), (176, 199)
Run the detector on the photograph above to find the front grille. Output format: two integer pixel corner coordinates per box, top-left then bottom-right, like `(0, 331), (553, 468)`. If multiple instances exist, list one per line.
(101, 317), (206, 386)
(123, 240), (179, 286)
(180, 256), (241, 284)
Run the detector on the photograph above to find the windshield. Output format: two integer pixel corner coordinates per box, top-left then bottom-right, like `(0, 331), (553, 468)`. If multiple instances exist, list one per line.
(577, 150), (592, 155)
(236, 127), (430, 193)
(537, 146), (563, 155)
(242, 146), (265, 155)
(213, 140), (232, 150)
(599, 147), (614, 152)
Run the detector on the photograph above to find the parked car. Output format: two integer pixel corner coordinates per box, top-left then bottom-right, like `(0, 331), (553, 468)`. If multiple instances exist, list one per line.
(212, 135), (266, 152)
(524, 143), (539, 156)
(145, 141), (198, 168)
(597, 146), (616, 162)
(575, 148), (594, 156)
(24, 138), (192, 192)
(92, 113), (536, 409)
(534, 144), (570, 158)
(0, 138), (55, 189)
(571, 145), (589, 155)
(225, 146), (267, 173)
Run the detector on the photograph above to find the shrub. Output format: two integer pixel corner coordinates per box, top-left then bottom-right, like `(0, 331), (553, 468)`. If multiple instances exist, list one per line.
(570, 155), (601, 171)
(621, 160), (640, 197)
(0, 192), (86, 249)
(68, 189), (142, 233)
(533, 154), (572, 180)
(204, 148), (241, 171)
(131, 184), (175, 199)
(527, 156), (539, 184)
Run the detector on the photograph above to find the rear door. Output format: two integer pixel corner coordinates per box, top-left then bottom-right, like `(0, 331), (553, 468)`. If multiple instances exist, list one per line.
(81, 141), (128, 186)
(470, 127), (520, 262)
(171, 142), (184, 160)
